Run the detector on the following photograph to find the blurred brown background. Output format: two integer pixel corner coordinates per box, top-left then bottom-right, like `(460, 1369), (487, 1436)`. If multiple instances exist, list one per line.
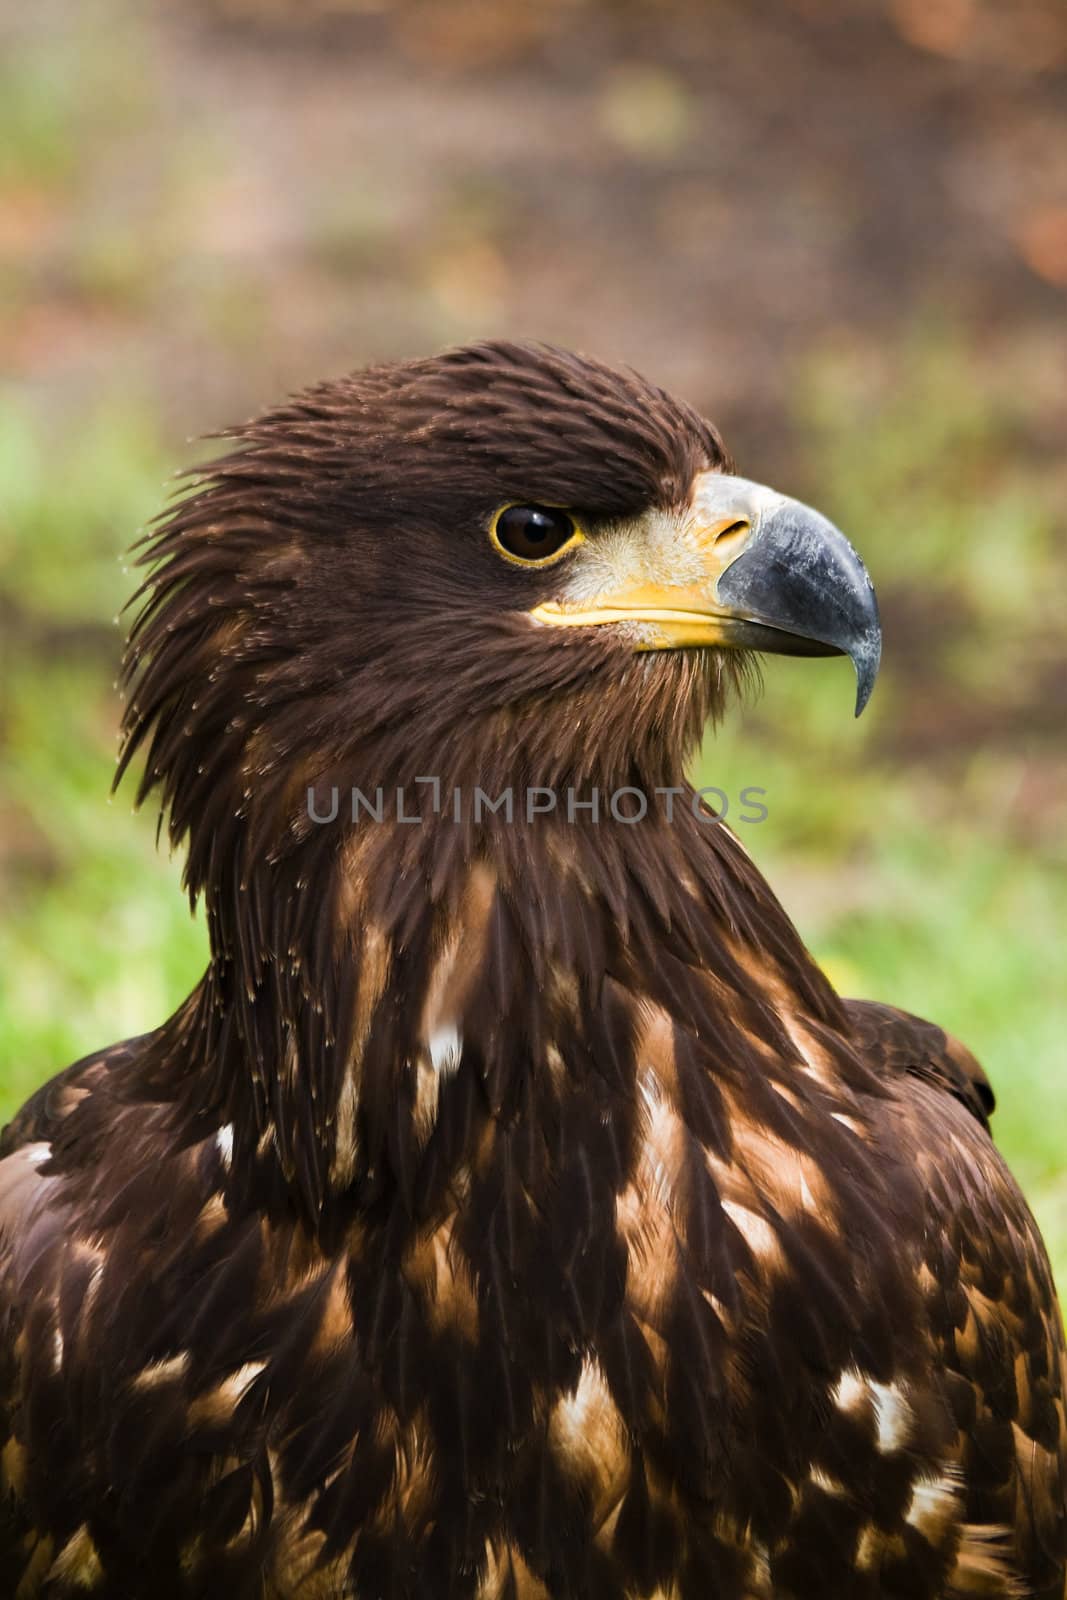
(1, 0), (1065, 1270)
(7, 1), (1067, 441)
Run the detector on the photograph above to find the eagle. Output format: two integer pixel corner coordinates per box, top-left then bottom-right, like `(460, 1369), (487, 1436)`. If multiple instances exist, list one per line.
(0, 341), (1063, 1600)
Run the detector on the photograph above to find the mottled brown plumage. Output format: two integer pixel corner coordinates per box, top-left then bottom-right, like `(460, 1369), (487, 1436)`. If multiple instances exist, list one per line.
(0, 342), (1063, 1599)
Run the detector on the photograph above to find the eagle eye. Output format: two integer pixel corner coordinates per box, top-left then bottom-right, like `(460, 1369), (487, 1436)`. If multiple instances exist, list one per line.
(490, 504), (584, 567)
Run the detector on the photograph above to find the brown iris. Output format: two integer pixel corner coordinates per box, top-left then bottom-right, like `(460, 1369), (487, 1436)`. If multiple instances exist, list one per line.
(491, 504), (584, 567)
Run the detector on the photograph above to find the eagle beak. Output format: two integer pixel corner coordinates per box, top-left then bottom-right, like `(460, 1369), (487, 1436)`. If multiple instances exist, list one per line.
(530, 473), (882, 716)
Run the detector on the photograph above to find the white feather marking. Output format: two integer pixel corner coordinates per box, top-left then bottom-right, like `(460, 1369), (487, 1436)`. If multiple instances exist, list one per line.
(216, 1124), (234, 1169)
(810, 1465), (846, 1496)
(906, 1470), (960, 1532)
(636, 1069), (679, 1204)
(832, 1367), (868, 1414)
(832, 1369), (911, 1450)
(551, 1357), (611, 1447)
(131, 1352), (191, 1390)
(721, 1198), (778, 1259)
(870, 1380), (912, 1452)
(221, 1362), (267, 1403)
(429, 1024), (462, 1079)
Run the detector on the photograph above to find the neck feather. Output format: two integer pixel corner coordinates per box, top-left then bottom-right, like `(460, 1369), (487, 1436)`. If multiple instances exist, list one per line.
(138, 783), (844, 1230)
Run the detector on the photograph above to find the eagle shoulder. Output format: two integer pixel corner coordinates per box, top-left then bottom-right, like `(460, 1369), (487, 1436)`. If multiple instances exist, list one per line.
(838, 1000), (1066, 1594)
(843, 997), (995, 1129)
(0, 1036), (151, 1160)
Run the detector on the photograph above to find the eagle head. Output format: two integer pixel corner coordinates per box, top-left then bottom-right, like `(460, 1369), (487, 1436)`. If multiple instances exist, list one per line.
(118, 339), (879, 894)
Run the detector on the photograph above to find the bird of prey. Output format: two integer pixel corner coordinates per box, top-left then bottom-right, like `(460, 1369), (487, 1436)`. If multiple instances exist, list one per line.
(0, 341), (1063, 1600)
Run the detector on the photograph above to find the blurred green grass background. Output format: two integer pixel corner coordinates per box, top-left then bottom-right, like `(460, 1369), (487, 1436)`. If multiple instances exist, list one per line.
(1, 0), (1065, 1281)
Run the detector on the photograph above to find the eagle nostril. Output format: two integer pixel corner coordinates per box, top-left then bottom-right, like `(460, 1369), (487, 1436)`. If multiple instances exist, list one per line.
(713, 518), (752, 555)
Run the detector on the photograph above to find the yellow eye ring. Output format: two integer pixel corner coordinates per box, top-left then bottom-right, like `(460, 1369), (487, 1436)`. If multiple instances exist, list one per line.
(489, 504), (586, 568)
